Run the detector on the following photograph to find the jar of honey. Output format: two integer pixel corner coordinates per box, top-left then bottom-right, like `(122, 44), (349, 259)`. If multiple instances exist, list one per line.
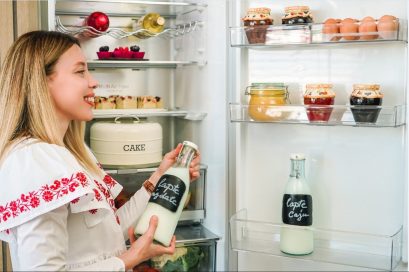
(246, 83), (289, 121)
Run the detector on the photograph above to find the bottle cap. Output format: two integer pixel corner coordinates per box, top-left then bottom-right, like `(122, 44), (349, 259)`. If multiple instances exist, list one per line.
(157, 17), (165, 26)
(182, 140), (198, 153)
(290, 153), (306, 160)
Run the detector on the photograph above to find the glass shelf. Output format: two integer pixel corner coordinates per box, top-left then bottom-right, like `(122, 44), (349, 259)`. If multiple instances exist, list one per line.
(87, 60), (197, 69)
(230, 209), (402, 271)
(229, 104), (406, 127)
(108, 165), (208, 222)
(92, 108), (207, 120)
(230, 19), (407, 48)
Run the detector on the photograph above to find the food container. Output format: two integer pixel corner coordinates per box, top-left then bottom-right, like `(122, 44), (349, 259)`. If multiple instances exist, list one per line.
(90, 116), (162, 168)
(132, 225), (219, 272)
(282, 6), (313, 25)
(242, 7), (273, 44)
(350, 84), (383, 123)
(246, 83), (290, 121)
(303, 84), (335, 122)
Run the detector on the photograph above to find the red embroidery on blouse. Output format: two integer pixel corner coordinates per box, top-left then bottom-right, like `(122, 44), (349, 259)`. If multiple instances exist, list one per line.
(0, 172), (86, 224)
(103, 174), (117, 189)
(92, 179), (119, 224)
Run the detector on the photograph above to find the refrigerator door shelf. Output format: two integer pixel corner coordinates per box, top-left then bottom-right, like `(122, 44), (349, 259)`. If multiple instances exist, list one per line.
(230, 209), (402, 271)
(229, 103), (406, 128)
(230, 19), (407, 48)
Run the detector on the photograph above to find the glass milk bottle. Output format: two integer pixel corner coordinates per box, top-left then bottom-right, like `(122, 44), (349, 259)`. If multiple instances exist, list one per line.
(280, 153), (314, 255)
(135, 141), (198, 246)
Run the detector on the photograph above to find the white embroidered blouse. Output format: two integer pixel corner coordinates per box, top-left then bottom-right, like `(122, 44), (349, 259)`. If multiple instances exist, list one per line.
(0, 139), (150, 271)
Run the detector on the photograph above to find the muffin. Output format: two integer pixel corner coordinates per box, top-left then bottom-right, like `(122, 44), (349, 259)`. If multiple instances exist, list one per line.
(242, 7), (273, 44)
(282, 6), (313, 25)
(137, 96), (164, 109)
(95, 96), (116, 109)
(116, 96), (137, 109)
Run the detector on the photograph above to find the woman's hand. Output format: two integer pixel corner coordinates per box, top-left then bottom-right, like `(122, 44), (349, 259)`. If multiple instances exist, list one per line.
(149, 143), (201, 186)
(119, 216), (175, 270)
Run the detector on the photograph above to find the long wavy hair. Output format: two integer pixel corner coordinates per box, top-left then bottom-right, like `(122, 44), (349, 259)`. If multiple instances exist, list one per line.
(0, 30), (102, 176)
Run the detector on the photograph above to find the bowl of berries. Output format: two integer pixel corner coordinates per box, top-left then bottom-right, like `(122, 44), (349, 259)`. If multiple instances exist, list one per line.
(96, 45), (145, 60)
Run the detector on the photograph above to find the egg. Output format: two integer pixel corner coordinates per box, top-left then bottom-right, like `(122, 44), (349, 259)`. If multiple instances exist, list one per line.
(340, 18), (359, 40)
(322, 18), (341, 41)
(377, 15), (398, 39)
(359, 16), (378, 40)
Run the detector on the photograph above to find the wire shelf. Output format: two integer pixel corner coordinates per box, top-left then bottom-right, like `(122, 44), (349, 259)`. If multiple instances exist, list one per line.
(55, 16), (201, 39)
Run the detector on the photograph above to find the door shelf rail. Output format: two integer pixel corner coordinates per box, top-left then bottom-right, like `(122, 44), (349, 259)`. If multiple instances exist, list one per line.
(230, 209), (402, 271)
(87, 60), (198, 69)
(230, 19), (407, 48)
(56, 16), (201, 40)
(93, 109), (207, 120)
(229, 104), (406, 127)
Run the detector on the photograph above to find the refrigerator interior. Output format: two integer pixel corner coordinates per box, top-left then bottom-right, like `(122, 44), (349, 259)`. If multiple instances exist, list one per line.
(41, 0), (228, 271)
(228, 0), (408, 271)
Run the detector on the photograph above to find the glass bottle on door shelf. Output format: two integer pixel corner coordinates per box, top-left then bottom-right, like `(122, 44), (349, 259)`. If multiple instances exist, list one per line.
(280, 153), (314, 255)
(133, 13), (165, 38)
(134, 141), (198, 246)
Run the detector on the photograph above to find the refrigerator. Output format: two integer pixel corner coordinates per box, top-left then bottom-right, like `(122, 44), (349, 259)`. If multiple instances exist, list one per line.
(17, 0), (406, 271)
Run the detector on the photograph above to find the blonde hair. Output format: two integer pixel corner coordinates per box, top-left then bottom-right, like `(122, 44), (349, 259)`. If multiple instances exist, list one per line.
(0, 31), (102, 176)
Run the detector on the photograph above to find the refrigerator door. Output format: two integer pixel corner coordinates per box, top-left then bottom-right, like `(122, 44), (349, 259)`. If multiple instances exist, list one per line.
(228, 0), (408, 270)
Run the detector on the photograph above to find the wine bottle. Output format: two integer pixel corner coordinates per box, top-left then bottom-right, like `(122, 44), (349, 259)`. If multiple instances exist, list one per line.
(280, 153), (314, 255)
(134, 13), (165, 38)
(134, 141), (198, 246)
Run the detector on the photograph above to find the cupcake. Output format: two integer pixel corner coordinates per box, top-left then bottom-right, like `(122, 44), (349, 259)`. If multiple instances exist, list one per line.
(95, 96), (116, 109)
(137, 96), (164, 109)
(116, 96), (137, 109)
(242, 7), (273, 44)
(282, 6), (313, 25)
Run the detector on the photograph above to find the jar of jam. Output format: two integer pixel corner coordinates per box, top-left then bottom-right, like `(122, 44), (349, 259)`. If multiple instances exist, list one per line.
(350, 84), (383, 123)
(303, 84), (335, 122)
(246, 83), (290, 121)
(282, 6), (313, 25)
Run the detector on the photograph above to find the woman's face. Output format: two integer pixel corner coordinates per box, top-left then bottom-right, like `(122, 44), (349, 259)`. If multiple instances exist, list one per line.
(47, 44), (97, 123)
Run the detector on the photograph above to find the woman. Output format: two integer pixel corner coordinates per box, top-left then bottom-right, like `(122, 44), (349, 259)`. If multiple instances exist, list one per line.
(0, 31), (201, 271)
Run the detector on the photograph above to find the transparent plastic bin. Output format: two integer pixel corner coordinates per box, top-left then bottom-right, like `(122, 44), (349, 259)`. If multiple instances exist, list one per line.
(230, 209), (402, 271)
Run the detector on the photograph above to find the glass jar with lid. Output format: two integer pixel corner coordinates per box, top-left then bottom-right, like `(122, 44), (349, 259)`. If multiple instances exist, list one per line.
(245, 82), (290, 121)
(350, 84), (383, 123)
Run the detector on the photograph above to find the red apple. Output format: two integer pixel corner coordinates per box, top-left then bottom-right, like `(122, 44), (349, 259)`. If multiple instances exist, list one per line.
(87, 11), (110, 32)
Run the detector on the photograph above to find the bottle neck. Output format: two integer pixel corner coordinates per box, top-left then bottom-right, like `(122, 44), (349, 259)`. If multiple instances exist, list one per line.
(174, 147), (196, 168)
(289, 159), (305, 179)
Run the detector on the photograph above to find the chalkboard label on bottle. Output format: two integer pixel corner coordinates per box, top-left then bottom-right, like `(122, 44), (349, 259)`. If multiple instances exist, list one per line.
(149, 174), (186, 212)
(282, 194), (313, 226)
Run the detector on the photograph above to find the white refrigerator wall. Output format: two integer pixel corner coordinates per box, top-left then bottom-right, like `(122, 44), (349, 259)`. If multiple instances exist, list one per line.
(229, 0), (408, 270)
(49, 1), (228, 271)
